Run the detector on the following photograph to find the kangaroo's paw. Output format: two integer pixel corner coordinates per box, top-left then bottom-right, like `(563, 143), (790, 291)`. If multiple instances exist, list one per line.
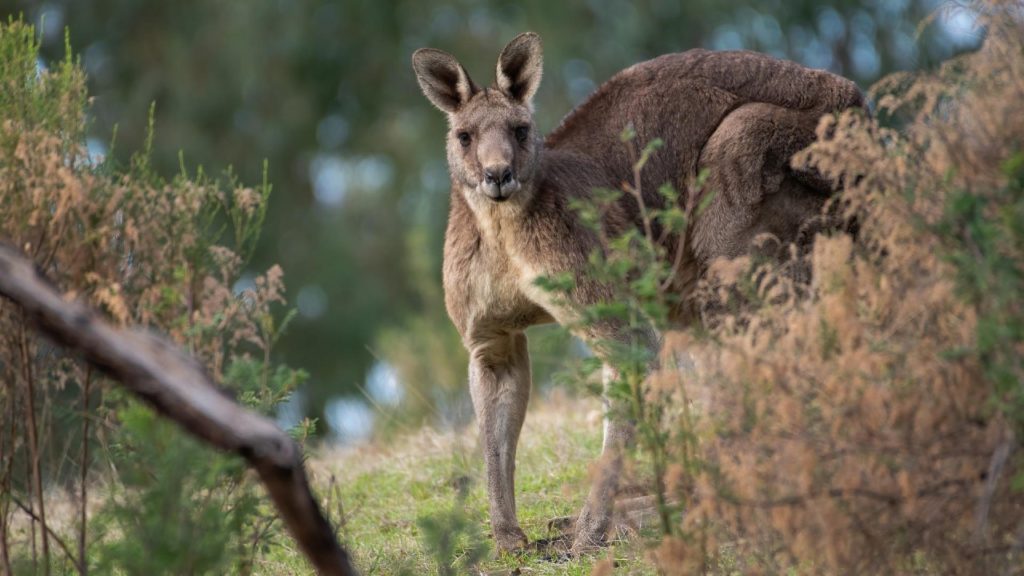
(569, 500), (613, 554)
(493, 525), (529, 554)
(569, 494), (680, 554)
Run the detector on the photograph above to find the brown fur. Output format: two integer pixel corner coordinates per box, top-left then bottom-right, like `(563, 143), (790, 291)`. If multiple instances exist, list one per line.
(412, 33), (865, 553)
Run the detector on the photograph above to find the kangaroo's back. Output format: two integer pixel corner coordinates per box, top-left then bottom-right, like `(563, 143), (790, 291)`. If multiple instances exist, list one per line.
(545, 49), (865, 201)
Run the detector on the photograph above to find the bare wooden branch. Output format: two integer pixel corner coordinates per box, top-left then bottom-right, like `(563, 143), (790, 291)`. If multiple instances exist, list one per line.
(0, 244), (358, 576)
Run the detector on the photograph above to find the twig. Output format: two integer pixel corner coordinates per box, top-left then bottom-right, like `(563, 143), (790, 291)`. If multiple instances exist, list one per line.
(0, 244), (359, 576)
(78, 366), (92, 576)
(247, 514), (279, 571)
(26, 453), (36, 572)
(975, 434), (1015, 546)
(19, 315), (50, 576)
(0, 368), (12, 575)
(10, 495), (83, 575)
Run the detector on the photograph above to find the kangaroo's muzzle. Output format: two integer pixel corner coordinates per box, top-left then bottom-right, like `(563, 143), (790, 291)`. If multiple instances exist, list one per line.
(481, 164), (519, 201)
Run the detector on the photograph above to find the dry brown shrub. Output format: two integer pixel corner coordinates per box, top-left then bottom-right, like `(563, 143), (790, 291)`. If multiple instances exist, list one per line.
(0, 21), (292, 573)
(654, 3), (1024, 574)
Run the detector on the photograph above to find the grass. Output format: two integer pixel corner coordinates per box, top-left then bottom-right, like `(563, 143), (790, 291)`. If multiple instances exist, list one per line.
(257, 392), (660, 575)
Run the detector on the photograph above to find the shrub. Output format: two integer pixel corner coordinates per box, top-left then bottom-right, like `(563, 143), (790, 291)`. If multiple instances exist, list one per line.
(651, 3), (1024, 573)
(0, 19), (308, 575)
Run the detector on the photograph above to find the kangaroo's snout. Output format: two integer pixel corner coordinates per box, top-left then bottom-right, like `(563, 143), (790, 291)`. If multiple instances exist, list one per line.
(484, 165), (513, 186)
(481, 164), (518, 201)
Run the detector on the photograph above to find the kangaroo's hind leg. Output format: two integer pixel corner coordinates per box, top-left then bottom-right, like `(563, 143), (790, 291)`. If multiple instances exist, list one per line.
(691, 102), (836, 264)
(468, 332), (532, 553)
(571, 326), (659, 554)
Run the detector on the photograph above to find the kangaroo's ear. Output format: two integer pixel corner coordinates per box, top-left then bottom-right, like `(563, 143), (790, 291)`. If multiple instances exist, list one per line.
(412, 48), (479, 114)
(495, 32), (543, 107)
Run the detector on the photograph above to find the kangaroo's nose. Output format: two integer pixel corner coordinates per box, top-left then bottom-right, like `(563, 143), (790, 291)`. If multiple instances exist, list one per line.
(484, 165), (513, 187)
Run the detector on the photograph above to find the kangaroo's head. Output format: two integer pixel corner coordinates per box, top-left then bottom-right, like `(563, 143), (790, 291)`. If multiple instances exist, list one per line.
(412, 33), (543, 206)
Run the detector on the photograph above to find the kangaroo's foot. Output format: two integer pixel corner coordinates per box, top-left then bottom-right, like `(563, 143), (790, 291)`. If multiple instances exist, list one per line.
(567, 494), (675, 554)
(570, 449), (622, 554)
(570, 499), (613, 554)
(494, 525), (529, 553)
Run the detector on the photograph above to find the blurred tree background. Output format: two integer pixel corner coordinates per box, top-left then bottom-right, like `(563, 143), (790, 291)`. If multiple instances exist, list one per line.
(0, 0), (977, 440)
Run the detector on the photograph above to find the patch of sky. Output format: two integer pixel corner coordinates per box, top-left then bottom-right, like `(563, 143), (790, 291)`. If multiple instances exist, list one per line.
(232, 273), (256, 295)
(816, 7), (846, 42)
(563, 59), (596, 104)
(83, 42), (112, 85)
(86, 138), (107, 166)
(750, 11), (784, 53)
(37, 4), (63, 45)
(310, 154), (394, 207)
(325, 397), (374, 444)
(939, 5), (981, 46)
(297, 284), (328, 319)
(431, 5), (459, 36)
(276, 389), (305, 431)
(469, 7), (495, 38)
(366, 361), (403, 407)
(317, 114), (350, 149)
(710, 25), (745, 51)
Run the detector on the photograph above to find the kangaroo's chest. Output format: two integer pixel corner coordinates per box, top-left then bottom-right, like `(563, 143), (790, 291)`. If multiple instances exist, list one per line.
(466, 240), (530, 319)
(443, 225), (554, 345)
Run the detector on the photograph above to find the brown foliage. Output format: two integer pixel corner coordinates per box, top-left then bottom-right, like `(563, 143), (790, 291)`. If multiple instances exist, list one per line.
(0, 20), (291, 574)
(653, 3), (1024, 574)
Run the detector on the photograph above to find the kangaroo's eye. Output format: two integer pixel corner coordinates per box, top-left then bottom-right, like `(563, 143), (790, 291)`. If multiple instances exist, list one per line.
(457, 131), (472, 147)
(514, 125), (530, 143)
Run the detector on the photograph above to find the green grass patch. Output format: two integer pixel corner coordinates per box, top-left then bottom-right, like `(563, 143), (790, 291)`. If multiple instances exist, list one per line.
(258, 396), (658, 575)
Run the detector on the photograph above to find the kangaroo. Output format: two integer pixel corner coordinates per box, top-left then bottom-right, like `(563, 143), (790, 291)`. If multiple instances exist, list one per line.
(412, 32), (865, 554)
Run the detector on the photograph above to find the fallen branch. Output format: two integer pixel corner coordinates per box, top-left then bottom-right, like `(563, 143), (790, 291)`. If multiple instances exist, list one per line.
(0, 244), (358, 576)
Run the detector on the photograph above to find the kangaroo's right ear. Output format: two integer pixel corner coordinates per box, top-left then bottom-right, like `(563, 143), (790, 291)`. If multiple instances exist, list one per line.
(496, 32), (543, 108)
(412, 48), (479, 114)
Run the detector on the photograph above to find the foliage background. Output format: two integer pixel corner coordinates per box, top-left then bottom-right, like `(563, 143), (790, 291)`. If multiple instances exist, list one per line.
(0, 0), (978, 436)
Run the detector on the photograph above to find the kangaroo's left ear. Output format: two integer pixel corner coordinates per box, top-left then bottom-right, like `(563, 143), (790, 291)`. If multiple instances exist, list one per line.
(412, 48), (479, 114)
(496, 32), (543, 108)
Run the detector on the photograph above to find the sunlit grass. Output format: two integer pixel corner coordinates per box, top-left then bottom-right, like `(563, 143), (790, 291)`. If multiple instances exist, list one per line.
(258, 394), (658, 575)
